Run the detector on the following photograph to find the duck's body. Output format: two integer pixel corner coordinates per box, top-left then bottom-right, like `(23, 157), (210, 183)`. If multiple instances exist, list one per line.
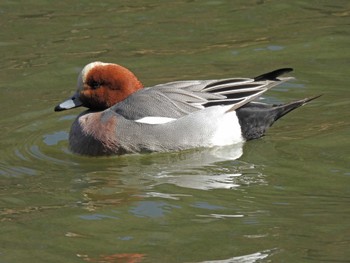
(55, 62), (318, 156)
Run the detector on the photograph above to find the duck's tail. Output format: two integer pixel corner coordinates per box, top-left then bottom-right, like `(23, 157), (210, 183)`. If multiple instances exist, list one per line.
(272, 95), (321, 122)
(236, 95), (321, 140)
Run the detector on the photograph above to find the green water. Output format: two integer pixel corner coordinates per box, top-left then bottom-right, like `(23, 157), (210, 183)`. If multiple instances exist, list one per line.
(1, 1), (349, 262)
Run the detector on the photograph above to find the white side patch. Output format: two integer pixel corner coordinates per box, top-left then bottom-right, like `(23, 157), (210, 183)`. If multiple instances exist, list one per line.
(134, 116), (177, 124)
(210, 111), (244, 146)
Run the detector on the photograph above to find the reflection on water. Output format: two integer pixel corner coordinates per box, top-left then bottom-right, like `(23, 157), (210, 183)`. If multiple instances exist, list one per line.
(1, 0), (350, 262)
(77, 249), (273, 263)
(155, 173), (242, 190)
(43, 131), (67, 146)
(135, 145), (247, 190)
(196, 249), (273, 263)
(74, 144), (264, 213)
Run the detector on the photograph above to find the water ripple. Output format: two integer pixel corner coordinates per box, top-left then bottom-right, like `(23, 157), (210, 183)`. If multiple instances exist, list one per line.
(1, 110), (77, 177)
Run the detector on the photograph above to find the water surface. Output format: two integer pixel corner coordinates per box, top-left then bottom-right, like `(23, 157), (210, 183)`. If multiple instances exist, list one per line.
(1, 1), (349, 262)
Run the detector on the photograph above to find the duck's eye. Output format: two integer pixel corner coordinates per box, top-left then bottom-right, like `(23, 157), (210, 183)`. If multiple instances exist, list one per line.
(90, 80), (102, 89)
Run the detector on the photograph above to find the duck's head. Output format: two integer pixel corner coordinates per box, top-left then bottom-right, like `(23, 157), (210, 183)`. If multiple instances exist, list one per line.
(54, 62), (143, 112)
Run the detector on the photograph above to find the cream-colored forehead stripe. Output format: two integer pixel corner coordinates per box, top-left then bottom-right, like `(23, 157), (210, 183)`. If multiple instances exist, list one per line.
(80, 61), (110, 83)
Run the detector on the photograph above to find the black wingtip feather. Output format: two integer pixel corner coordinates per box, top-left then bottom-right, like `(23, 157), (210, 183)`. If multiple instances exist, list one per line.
(254, 68), (293, 81)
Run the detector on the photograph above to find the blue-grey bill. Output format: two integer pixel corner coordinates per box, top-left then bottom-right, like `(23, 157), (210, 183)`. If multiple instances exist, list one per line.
(54, 94), (83, 112)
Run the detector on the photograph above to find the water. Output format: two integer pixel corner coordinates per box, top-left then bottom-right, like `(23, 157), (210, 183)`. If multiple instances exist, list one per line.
(1, 1), (349, 262)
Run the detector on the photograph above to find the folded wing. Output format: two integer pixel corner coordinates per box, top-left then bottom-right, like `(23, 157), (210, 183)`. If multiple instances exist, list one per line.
(111, 68), (294, 120)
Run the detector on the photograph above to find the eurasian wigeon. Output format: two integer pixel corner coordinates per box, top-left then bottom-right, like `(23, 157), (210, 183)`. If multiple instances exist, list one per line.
(55, 62), (319, 156)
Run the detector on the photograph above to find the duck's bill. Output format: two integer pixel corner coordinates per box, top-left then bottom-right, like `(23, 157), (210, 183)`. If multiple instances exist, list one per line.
(54, 93), (83, 112)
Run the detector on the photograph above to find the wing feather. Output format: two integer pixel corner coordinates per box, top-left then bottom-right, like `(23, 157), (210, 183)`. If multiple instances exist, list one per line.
(111, 69), (294, 120)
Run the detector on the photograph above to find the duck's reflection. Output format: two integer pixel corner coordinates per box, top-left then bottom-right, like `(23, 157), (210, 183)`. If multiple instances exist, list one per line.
(75, 143), (266, 211)
(146, 143), (245, 190)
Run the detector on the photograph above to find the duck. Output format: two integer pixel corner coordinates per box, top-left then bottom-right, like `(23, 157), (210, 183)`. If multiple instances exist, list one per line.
(54, 62), (319, 156)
